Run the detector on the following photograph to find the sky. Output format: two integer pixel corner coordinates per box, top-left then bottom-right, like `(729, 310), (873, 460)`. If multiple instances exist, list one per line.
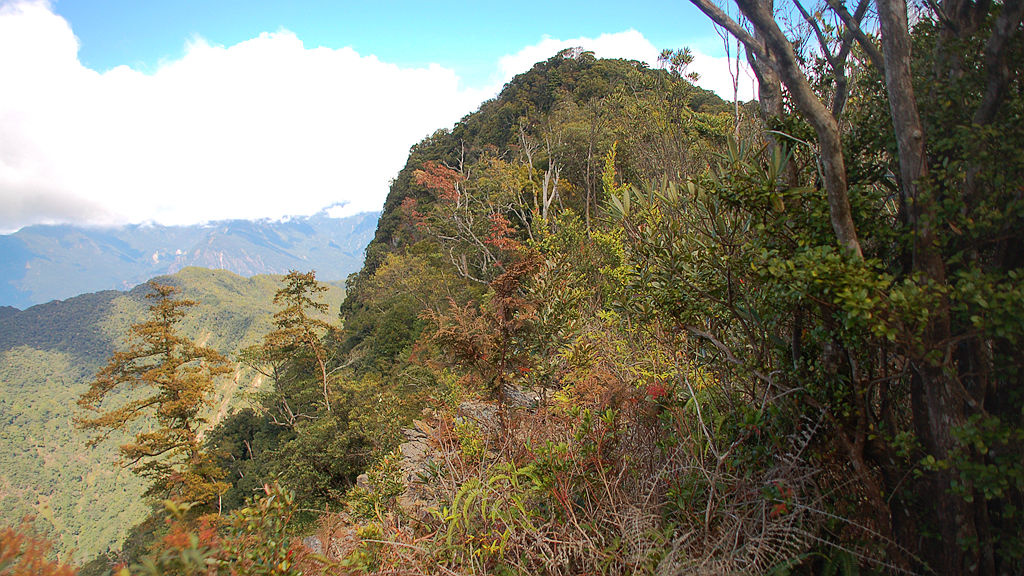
(0, 0), (755, 233)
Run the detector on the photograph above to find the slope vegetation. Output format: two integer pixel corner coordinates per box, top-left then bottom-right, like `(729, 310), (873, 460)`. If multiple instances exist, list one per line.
(0, 268), (343, 561)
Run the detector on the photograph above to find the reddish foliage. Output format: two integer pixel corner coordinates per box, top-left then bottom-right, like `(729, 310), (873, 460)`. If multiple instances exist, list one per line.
(425, 253), (542, 399)
(484, 212), (521, 252)
(162, 524), (191, 550)
(158, 512), (223, 560)
(0, 521), (77, 576)
(645, 382), (668, 399)
(412, 161), (462, 203)
(399, 196), (427, 231)
(768, 481), (794, 518)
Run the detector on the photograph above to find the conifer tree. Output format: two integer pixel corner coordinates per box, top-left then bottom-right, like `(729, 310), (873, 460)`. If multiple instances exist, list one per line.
(76, 282), (232, 504)
(241, 270), (336, 415)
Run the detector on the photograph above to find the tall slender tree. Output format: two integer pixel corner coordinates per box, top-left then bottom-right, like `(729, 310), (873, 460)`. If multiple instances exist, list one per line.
(241, 270), (337, 415)
(76, 282), (232, 504)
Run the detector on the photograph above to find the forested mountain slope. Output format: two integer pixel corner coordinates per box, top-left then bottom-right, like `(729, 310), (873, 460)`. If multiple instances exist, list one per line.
(235, 40), (1019, 574)
(0, 268), (344, 561)
(341, 50), (737, 368)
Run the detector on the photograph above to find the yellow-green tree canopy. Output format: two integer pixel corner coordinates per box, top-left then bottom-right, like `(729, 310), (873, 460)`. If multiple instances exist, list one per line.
(76, 282), (232, 504)
(240, 270), (337, 415)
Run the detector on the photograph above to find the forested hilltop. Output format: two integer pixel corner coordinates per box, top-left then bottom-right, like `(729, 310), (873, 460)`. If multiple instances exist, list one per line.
(6, 3), (1024, 573)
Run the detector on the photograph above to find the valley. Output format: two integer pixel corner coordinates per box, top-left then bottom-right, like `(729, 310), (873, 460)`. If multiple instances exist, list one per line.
(0, 268), (345, 560)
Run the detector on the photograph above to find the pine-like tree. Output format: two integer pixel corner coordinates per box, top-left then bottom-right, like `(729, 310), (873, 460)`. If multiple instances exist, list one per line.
(76, 282), (232, 504)
(240, 270), (336, 416)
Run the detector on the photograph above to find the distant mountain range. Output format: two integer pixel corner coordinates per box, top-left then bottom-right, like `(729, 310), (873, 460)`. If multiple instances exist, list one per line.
(0, 210), (379, 308)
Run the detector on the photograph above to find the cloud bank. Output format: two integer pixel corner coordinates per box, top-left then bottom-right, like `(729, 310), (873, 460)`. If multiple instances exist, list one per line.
(0, 1), (752, 233)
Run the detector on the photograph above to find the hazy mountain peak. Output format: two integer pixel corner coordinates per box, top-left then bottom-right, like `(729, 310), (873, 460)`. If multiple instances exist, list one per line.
(0, 211), (379, 308)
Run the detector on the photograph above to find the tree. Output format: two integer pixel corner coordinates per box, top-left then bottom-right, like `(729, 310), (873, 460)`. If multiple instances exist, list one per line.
(689, 0), (865, 258)
(241, 270), (337, 416)
(412, 159), (532, 284)
(658, 47), (701, 82)
(76, 282), (232, 504)
(686, 0), (1024, 572)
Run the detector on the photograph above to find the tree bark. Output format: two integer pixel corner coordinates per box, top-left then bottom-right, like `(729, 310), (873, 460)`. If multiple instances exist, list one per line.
(690, 0), (864, 258)
(876, 0), (978, 572)
(735, 0), (864, 258)
(973, 0), (1024, 125)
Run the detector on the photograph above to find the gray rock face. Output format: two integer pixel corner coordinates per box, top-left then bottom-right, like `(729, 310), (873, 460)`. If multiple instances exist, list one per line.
(455, 400), (499, 431)
(396, 416), (434, 518)
(302, 535), (324, 555)
(502, 382), (540, 408)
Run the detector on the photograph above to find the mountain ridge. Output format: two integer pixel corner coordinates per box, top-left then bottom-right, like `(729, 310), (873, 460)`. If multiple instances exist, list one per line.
(1, 210), (379, 308)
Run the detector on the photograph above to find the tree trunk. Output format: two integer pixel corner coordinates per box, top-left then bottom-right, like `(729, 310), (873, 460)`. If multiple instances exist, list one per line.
(694, 0), (864, 259)
(876, 0), (977, 571)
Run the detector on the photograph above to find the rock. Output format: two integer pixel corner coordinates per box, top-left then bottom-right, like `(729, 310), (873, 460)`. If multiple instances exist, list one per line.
(355, 473), (370, 490)
(412, 419), (434, 436)
(399, 440), (427, 460)
(502, 382), (540, 408)
(302, 535), (323, 555)
(457, 401), (499, 431)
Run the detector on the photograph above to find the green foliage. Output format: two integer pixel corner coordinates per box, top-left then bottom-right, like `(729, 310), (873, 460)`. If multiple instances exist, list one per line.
(6, 22), (1023, 574)
(435, 463), (541, 564)
(126, 484), (303, 576)
(221, 485), (302, 576)
(76, 282), (234, 505)
(347, 27), (1022, 572)
(345, 452), (405, 521)
(0, 268), (329, 562)
(208, 268), (416, 515)
(336, 524), (384, 573)
(240, 270), (338, 416)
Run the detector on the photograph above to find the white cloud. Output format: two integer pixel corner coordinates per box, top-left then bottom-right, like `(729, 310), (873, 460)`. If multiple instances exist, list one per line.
(0, 1), (485, 232)
(690, 50), (757, 103)
(0, 3), (753, 233)
(496, 30), (660, 82)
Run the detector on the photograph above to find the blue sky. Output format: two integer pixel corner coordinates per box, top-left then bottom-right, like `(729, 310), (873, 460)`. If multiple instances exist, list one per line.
(0, 0), (752, 232)
(54, 0), (723, 86)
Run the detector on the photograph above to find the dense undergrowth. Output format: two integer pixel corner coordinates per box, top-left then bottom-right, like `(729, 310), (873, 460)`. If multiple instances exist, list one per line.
(6, 8), (1024, 574)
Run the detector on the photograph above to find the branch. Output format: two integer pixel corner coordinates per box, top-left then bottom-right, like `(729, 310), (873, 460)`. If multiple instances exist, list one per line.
(835, 0), (873, 64)
(736, 0), (865, 258)
(825, 0), (886, 68)
(794, 0), (837, 69)
(973, 0), (1024, 125)
(690, 0), (767, 61)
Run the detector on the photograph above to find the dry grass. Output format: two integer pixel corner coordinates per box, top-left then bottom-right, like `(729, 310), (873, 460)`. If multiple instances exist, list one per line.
(302, 381), (836, 576)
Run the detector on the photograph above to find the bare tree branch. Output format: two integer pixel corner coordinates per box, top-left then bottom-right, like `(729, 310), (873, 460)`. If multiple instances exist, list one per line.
(736, 0), (865, 257)
(690, 0), (767, 59)
(825, 0), (886, 68)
